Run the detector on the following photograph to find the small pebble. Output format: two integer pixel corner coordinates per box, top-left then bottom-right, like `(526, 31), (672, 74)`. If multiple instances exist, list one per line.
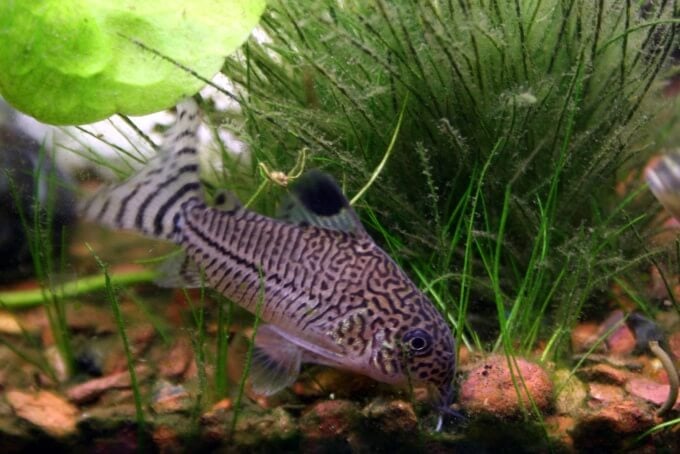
(6, 390), (78, 438)
(150, 380), (191, 414)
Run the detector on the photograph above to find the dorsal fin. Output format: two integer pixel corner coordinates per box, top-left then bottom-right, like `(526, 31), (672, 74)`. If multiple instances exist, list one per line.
(278, 170), (366, 235)
(213, 189), (242, 212)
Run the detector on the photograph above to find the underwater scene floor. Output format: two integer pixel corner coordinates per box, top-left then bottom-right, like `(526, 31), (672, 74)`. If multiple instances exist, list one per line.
(1, 216), (680, 453)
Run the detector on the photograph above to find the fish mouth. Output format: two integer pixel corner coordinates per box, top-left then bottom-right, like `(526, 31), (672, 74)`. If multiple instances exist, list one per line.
(432, 384), (465, 431)
(429, 383), (465, 431)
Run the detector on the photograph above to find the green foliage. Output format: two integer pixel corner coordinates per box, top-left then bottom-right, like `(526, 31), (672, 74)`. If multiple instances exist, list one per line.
(3, 149), (75, 377)
(220, 0), (680, 355)
(0, 0), (265, 124)
(89, 247), (148, 442)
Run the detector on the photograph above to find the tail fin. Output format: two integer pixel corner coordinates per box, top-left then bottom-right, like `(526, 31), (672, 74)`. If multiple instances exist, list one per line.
(80, 99), (202, 241)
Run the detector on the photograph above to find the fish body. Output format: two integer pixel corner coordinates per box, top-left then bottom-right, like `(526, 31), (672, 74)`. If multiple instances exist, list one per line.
(82, 100), (456, 413)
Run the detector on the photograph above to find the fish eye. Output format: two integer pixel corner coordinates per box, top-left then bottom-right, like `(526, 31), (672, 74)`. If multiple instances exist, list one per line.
(402, 329), (433, 356)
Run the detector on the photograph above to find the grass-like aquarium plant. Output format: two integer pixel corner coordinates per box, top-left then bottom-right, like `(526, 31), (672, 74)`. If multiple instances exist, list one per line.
(217, 0), (680, 358)
(0, 0), (678, 449)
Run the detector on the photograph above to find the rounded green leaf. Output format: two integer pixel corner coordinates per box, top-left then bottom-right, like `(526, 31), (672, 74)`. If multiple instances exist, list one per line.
(0, 0), (266, 125)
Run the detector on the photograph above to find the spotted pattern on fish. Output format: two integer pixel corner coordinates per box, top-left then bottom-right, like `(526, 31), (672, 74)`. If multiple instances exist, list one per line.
(81, 99), (456, 409)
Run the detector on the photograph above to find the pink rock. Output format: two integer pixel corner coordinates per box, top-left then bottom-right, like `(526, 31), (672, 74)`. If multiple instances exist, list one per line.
(600, 311), (636, 355)
(626, 377), (680, 409)
(459, 355), (553, 418)
(66, 365), (151, 404)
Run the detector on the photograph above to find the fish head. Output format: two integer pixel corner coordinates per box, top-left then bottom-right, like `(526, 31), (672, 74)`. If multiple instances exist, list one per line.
(367, 296), (456, 409)
(399, 316), (457, 408)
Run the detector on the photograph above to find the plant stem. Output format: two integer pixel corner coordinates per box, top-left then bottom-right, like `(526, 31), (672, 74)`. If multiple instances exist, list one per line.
(88, 246), (147, 442)
(0, 269), (156, 309)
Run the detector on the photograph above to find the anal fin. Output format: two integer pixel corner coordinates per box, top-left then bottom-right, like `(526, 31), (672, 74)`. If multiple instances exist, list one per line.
(249, 324), (302, 396)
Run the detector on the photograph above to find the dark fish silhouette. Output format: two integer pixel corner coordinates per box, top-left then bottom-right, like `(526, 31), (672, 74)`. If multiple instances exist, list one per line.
(81, 99), (456, 428)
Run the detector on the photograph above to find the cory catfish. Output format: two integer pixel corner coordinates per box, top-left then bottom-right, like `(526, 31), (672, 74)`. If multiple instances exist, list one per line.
(82, 99), (457, 429)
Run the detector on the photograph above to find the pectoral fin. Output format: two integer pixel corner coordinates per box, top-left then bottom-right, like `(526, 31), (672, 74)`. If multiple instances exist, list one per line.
(249, 325), (303, 396)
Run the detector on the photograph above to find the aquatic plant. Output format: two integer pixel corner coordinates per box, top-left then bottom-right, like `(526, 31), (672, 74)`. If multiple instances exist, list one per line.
(3, 146), (77, 378)
(89, 247), (148, 443)
(0, 0), (266, 124)
(218, 0), (680, 357)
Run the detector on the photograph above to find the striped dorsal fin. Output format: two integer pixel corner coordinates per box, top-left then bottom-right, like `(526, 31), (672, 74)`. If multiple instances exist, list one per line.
(278, 170), (366, 235)
(80, 99), (202, 241)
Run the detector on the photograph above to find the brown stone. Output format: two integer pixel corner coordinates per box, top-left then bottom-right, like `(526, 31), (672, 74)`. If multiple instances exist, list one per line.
(544, 415), (575, 450)
(572, 400), (655, 451)
(299, 399), (360, 439)
(0, 311), (22, 335)
(66, 305), (115, 334)
(648, 265), (669, 300)
(90, 424), (140, 453)
(291, 367), (376, 399)
(44, 345), (69, 383)
(6, 390), (78, 438)
(362, 399), (417, 434)
(571, 323), (601, 354)
(200, 398), (232, 425)
(641, 356), (670, 384)
(668, 331), (680, 361)
(457, 345), (472, 365)
(16, 308), (48, 334)
(153, 424), (183, 454)
(600, 400), (654, 434)
(130, 324), (156, 357)
(150, 381), (191, 414)
(459, 355), (553, 418)
(588, 383), (625, 406)
(203, 407), (297, 447)
(158, 338), (193, 379)
(66, 365), (151, 404)
(579, 363), (631, 385)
